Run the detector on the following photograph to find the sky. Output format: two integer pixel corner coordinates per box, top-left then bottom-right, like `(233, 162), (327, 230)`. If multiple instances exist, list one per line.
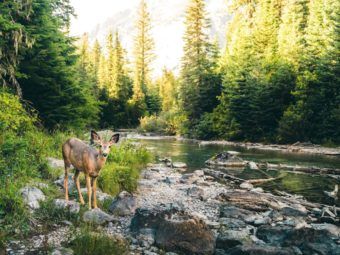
(69, 0), (228, 76)
(70, 0), (140, 36)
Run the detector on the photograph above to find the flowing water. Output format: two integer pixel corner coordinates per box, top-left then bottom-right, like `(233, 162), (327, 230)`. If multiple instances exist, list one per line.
(135, 138), (340, 206)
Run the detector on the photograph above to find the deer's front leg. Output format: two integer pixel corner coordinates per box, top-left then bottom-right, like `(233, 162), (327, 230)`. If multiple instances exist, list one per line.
(74, 170), (85, 205)
(92, 177), (98, 208)
(85, 174), (92, 209)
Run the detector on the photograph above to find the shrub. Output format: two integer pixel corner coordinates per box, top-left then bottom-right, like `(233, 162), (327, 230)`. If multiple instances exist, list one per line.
(98, 141), (153, 196)
(193, 113), (219, 140)
(0, 89), (36, 133)
(139, 109), (189, 135)
(71, 228), (128, 255)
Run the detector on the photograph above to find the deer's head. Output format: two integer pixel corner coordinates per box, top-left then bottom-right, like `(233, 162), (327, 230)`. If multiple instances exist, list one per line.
(91, 130), (120, 158)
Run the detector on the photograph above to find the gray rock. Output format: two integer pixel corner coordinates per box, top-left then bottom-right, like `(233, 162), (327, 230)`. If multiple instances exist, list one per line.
(172, 162), (187, 169)
(54, 174), (75, 192)
(79, 188), (112, 202)
(219, 217), (247, 229)
(51, 248), (73, 255)
(109, 191), (137, 216)
(254, 217), (271, 226)
(20, 186), (45, 210)
(226, 245), (300, 255)
(310, 223), (340, 239)
(155, 217), (215, 255)
(54, 199), (80, 213)
(130, 206), (215, 255)
(216, 229), (252, 250)
(240, 182), (254, 190)
(256, 225), (340, 254)
(96, 191), (112, 202)
(47, 157), (65, 169)
(220, 206), (256, 222)
(83, 208), (115, 225)
(187, 186), (205, 199)
(194, 170), (205, 177)
(137, 228), (155, 248)
(138, 179), (157, 188)
(180, 173), (199, 184)
(281, 205), (307, 216)
(164, 176), (178, 185)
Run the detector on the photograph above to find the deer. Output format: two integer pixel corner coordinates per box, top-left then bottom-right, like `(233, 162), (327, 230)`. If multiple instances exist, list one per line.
(62, 130), (120, 209)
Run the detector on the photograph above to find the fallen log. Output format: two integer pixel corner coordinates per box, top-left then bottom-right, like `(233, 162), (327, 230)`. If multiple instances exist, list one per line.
(203, 168), (245, 183)
(203, 168), (283, 185)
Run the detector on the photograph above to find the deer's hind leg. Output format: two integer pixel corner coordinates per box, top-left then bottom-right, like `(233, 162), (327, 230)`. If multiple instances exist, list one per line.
(74, 169), (85, 205)
(64, 162), (71, 201)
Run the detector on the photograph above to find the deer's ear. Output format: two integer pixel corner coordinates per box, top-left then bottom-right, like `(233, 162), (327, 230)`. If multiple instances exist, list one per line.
(109, 133), (120, 144)
(90, 130), (101, 144)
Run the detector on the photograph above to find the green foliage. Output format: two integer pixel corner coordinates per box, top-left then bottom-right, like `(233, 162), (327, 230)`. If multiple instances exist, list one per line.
(18, 0), (100, 131)
(35, 199), (80, 227)
(139, 109), (189, 136)
(71, 227), (128, 255)
(98, 141), (153, 196)
(216, 60), (296, 141)
(0, 89), (36, 133)
(179, 0), (222, 127)
(131, 0), (156, 116)
(0, 0), (33, 94)
(193, 113), (219, 140)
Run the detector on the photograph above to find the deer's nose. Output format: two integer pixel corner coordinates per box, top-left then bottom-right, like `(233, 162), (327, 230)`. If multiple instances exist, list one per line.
(102, 153), (108, 157)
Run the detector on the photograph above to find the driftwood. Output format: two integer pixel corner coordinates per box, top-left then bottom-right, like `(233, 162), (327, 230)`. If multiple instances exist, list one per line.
(247, 177), (282, 184)
(203, 168), (283, 185)
(260, 163), (340, 175)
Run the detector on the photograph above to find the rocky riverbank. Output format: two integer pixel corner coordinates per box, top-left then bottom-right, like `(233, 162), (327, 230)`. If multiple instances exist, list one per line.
(7, 157), (340, 255)
(125, 132), (340, 156)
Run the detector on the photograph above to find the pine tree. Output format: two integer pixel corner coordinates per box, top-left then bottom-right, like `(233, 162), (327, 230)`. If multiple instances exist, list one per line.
(180, 0), (221, 126)
(91, 39), (102, 81)
(158, 69), (178, 112)
(278, 0), (309, 67)
(0, 0), (33, 96)
(97, 54), (108, 89)
(279, 0), (340, 143)
(18, 0), (99, 130)
(131, 0), (155, 113)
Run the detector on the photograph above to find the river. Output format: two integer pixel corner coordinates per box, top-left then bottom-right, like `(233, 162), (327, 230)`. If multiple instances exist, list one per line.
(134, 137), (340, 206)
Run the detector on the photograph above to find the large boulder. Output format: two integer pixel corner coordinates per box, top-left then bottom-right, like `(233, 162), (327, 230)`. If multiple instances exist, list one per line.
(109, 191), (137, 216)
(226, 245), (300, 255)
(155, 216), (215, 255)
(83, 208), (115, 225)
(220, 206), (257, 223)
(130, 205), (215, 255)
(216, 229), (252, 250)
(20, 186), (45, 210)
(256, 225), (340, 255)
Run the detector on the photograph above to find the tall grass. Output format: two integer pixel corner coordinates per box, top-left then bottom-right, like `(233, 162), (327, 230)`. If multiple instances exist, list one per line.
(71, 227), (128, 255)
(99, 141), (153, 196)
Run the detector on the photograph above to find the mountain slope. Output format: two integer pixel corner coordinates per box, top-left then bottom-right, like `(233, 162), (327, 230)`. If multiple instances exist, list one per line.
(88, 0), (229, 76)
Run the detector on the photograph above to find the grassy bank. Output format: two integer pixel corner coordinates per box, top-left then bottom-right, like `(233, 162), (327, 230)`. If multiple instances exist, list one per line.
(0, 90), (153, 253)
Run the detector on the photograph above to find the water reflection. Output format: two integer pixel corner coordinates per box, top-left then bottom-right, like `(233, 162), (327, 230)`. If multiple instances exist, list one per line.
(136, 138), (340, 206)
